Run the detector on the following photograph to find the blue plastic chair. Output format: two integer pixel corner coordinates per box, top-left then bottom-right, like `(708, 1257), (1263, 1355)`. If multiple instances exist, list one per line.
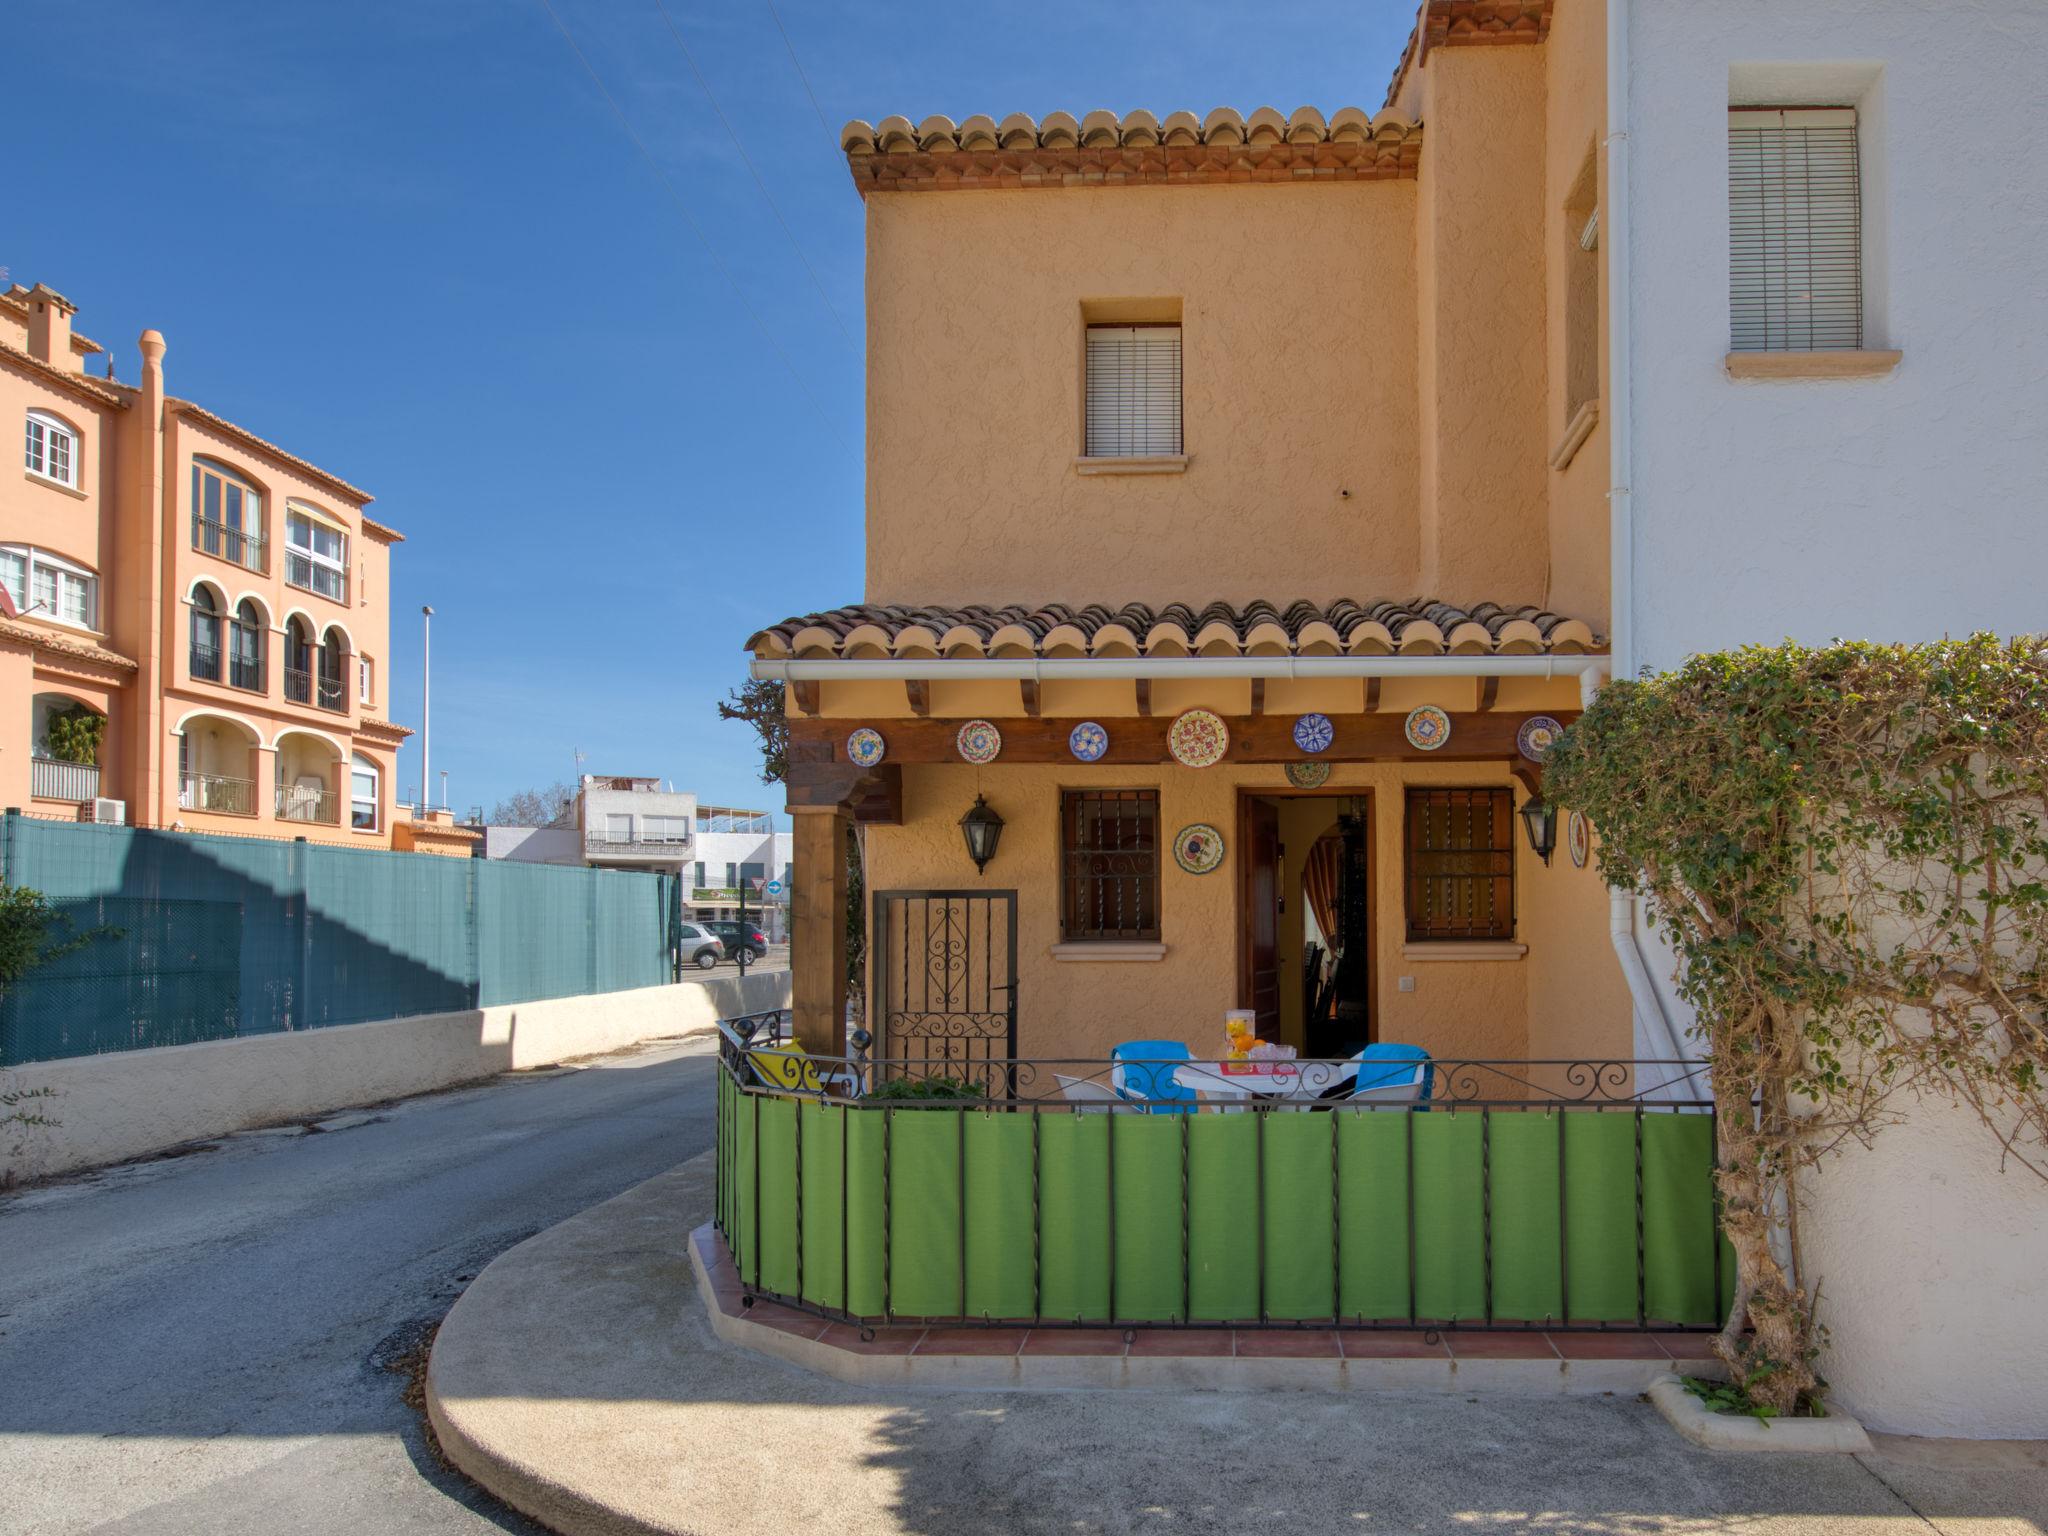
(1111, 1040), (1195, 1112)
(1350, 1042), (1433, 1102)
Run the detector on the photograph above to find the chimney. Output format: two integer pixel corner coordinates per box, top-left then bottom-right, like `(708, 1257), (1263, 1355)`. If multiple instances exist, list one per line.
(25, 284), (77, 371)
(139, 327), (166, 404)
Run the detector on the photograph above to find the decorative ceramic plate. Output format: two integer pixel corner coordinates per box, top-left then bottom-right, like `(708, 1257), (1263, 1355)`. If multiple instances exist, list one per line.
(1285, 760), (1332, 789)
(1568, 810), (1590, 869)
(956, 719), (1003, 764)
(1167, 709), (1229, 768)
(845, 727), (886, 768)
(1292, 712), (1335, 754)
(1173, 822), (1225, 875)
(1517, 714), (1565, 762)
(1404, 705), (1452, 751)
(1068, 721), (1109, 762)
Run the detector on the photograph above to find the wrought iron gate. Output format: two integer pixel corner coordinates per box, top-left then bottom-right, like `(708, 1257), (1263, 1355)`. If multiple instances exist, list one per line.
(870, 889), (1017, 1086)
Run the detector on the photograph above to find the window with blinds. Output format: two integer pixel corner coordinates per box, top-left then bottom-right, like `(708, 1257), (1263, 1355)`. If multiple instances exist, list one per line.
(1404, 787), (1515, 943)
(1729, 107), (1863, 352)
(1084, 325), (1182, 457)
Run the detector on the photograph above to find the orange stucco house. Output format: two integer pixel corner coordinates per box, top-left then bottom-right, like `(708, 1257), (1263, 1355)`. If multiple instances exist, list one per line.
(1, 282), (419, 846)
(749, 0), (1637, 1074)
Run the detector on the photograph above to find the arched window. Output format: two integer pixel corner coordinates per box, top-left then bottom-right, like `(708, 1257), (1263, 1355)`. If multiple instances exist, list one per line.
(285, 617), (315, 704)
(229, 599), (265, 692)
(25, 411), (79, 489)
(190, 587), (223, 682)
(350, 753), (380, 831)
(192, 459), (265, 572)
(317, 629), (346, 712)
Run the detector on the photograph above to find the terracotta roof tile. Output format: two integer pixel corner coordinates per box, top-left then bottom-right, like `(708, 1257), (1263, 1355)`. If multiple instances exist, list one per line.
(0, 339), (128, 408)
(1384, 0), (1556, 111)
(167, 398), (375, 508)
(840, 107), (1421, 196)
(748, 599), (1600, 659)
(0, 617), (140, 672)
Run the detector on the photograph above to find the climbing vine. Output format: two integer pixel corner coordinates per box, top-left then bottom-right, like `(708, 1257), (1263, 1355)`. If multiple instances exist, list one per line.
(1545, 635), (2048, 1414)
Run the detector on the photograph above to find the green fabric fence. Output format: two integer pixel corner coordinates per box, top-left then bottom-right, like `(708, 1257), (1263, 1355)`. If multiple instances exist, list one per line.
(718, 1086), (1736, 1328)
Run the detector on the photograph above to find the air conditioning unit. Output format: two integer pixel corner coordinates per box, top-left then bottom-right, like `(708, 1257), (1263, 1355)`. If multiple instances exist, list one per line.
(80, 798), (127, 826)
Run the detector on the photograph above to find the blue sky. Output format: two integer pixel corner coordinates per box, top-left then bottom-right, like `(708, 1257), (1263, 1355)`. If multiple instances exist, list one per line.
(9, 0), (1415, 822)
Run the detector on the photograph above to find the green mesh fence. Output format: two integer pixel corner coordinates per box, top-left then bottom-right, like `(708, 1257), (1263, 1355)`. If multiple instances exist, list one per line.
(718, 1081), (1736, 1330)
(1, 815), (682, 1065)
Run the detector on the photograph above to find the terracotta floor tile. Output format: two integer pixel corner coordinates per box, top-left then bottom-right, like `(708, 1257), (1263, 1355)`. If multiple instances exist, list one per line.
(915, 1327), (1029, 1356)
(1235, 1329), (1343, 1359)
(1338, 1331), (1448, 1358)
(1550, 1332), (1670, 1359)
(1020, 1330), (1128, 1356)
(745, 1301), (829, 1339)
(1128, 1328), (1234, 1357)
(1445, 1331), (1559, 1359)
(817, 1323), (924, 1355)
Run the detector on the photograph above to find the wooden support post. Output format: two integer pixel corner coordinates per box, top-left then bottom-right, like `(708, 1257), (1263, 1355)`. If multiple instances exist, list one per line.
(790, 806), (849, 1056)
(1020, 678), (1041, 717)
(1249, 678), (1266, 717)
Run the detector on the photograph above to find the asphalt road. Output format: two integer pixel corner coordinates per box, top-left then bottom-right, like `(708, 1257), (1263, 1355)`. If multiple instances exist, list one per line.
(0, 1033), (724, 1535)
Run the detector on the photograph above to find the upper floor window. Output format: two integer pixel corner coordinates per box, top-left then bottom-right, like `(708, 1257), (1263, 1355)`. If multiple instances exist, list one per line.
(1085, 325), (1182, 457)
(317, 629), (347, 712)
(358, 654), (374, 705)
(1729, 107), (1862, 352)
(604, 813), (634, 844)
(192, 460), (266, 573)
(1060, 788), (1160, 941)
(285, 506), (349, 603)
(1404, 787), (1515, 943)
(351, 753), (380, 831)
(645, 816), (690, 844)
(228, 599), (265, 692)
(25, 411), (77, 489)
(2, 544), (96, 629)
(191, 586), (223, 681)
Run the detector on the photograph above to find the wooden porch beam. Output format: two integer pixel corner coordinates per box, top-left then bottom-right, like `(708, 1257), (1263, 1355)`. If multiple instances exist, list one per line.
(1249, 678), (1266, 717)
(792, 678), (820, 717)
(1020, 678), (1041, 717)
(1477, 676), (1500, 712)
(905, 678), (930, 716)
(1134, 678), (1152, 716)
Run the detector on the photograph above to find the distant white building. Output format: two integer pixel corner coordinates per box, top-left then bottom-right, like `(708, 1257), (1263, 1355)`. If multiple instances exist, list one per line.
(481, 781), (790, 939)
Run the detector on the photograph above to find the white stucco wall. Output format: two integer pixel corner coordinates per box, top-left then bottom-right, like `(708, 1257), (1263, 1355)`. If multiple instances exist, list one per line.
(1621, 0), (2048, 1437)
(1625, 0), (2048, 674)
(1, 969), (790, 1185)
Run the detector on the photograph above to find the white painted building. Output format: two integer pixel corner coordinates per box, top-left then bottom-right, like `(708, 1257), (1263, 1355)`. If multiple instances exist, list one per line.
(688, 805), (793, 942)
(1607, 0), (2048, 1438)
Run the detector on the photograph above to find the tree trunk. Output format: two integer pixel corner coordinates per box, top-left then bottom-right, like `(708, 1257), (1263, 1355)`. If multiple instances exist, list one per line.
(1713, 1076), (1815, 1414)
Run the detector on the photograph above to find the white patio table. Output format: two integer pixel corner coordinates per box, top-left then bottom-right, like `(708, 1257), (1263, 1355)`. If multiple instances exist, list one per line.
(1170, 1061), (1353, 1104)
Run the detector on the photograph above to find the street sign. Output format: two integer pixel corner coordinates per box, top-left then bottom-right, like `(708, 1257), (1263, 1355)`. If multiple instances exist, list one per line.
(764, 879), (783, 895)
(751, 876), (767, 891)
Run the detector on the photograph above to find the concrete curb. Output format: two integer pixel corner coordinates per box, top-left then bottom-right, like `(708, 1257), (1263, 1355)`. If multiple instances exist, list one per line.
(1649, 1373), (1875, 1453)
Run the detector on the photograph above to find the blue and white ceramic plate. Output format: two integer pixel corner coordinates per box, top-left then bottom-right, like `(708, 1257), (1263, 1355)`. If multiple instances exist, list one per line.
(1292, 712), (1335, 754)
(845, 727), (886, 768)
(1517, 715), (1564, 762)
(1068, 721), (1109, 762)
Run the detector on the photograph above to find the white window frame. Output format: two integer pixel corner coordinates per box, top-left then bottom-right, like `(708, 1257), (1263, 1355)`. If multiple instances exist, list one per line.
(1728, 106), (1864, 353)
(1084, 324), (1183, 457)
(25, 411), (78, 490)
(358, 654), (374, 705)
(604, 813), (634, 844)
(351, 753), (380, 831)
(1, 543), (97, 630)
(285, 503), (350, 603)
(645, 815), (690, 844)
(191, 458), (266, 571)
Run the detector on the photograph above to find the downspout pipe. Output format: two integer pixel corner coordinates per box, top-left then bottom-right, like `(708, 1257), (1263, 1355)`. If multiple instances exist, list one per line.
(750, 654), (1609, 684)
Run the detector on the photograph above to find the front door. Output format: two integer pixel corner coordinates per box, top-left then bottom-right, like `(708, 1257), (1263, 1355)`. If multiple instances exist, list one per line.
(1241, 798), (1281, 1039)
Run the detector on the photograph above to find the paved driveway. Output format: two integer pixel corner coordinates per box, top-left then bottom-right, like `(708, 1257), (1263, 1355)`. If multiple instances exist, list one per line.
(0, 1034), (724, 1535)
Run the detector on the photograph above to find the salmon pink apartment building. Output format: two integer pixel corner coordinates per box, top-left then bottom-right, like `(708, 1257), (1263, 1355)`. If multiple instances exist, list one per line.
(0, 282), (411, 845)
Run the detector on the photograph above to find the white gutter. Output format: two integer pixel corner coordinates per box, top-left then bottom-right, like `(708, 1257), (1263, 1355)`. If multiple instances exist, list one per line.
(751, 654), (1608, 683)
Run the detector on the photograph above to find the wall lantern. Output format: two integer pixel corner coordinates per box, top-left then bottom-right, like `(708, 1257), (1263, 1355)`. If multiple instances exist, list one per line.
(1519, 793), (1558, 866)
(959, 795), (1005, 873)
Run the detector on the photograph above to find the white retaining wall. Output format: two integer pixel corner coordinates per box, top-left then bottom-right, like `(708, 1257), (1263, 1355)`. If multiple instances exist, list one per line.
(1, 969), (789, 1184)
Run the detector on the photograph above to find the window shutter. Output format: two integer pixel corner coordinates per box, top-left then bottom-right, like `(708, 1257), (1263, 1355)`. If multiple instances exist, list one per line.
(1729, 108), (1863, 352)
(1085, 325), (1182, 456)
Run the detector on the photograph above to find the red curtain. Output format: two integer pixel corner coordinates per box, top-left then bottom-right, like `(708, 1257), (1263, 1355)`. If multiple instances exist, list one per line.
(1303, 832), (1342, 952)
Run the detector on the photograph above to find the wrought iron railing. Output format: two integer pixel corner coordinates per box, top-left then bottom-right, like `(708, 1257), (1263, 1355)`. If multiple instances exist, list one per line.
(31, 757), (99, 802)
(283, 667), (347, 711)
(179, 772), (255, 816)
(192, 515), (266, 573)
(714, 1010), (1726, 1337)
(275, 784), (340, 824)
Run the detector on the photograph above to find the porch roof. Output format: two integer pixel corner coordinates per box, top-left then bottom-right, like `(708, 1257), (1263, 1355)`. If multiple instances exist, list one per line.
(747, 599), (1602, 662)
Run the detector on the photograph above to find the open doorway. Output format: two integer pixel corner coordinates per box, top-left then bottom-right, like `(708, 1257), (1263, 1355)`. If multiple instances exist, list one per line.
(1237, 790), (1375, 1058)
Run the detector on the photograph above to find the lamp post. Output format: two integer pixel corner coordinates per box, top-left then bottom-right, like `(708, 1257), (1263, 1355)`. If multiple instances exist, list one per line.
(420, 605), (434, 812)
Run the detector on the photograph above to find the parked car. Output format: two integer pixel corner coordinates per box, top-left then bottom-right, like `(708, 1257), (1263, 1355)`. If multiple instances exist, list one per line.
(679, 922), (725, 971)
(704, 920), (769, 960)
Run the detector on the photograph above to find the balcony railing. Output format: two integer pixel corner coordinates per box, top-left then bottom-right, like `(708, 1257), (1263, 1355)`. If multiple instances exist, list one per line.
(284, 667), (347, 712)
(276, 784), (341, 825)
(31, 757), (100, 802)
(192, 643), (222, 684)
(192, 515), (266, 574)
(179, 772), (255, 816)
(229, 655), (264, 693)
(285, 553), (348, 605)
(586, 834), (692, 856)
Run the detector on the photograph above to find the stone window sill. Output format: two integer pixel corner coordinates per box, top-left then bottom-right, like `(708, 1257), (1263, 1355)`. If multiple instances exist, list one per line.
(25, 469), (87, 500)
(1400, 941), (1528, 962)
(1049, 940), (1168, 962)
(1073, 455), (1189, 476)
(1549, 399), (1600, 471)
(1724, 350), (1902, 380)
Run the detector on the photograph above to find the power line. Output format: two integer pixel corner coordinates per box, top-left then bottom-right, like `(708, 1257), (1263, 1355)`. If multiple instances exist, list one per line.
(761, 0), (836, 147)
(534, 0), (855, 458)
(651, 0), (857, 352)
